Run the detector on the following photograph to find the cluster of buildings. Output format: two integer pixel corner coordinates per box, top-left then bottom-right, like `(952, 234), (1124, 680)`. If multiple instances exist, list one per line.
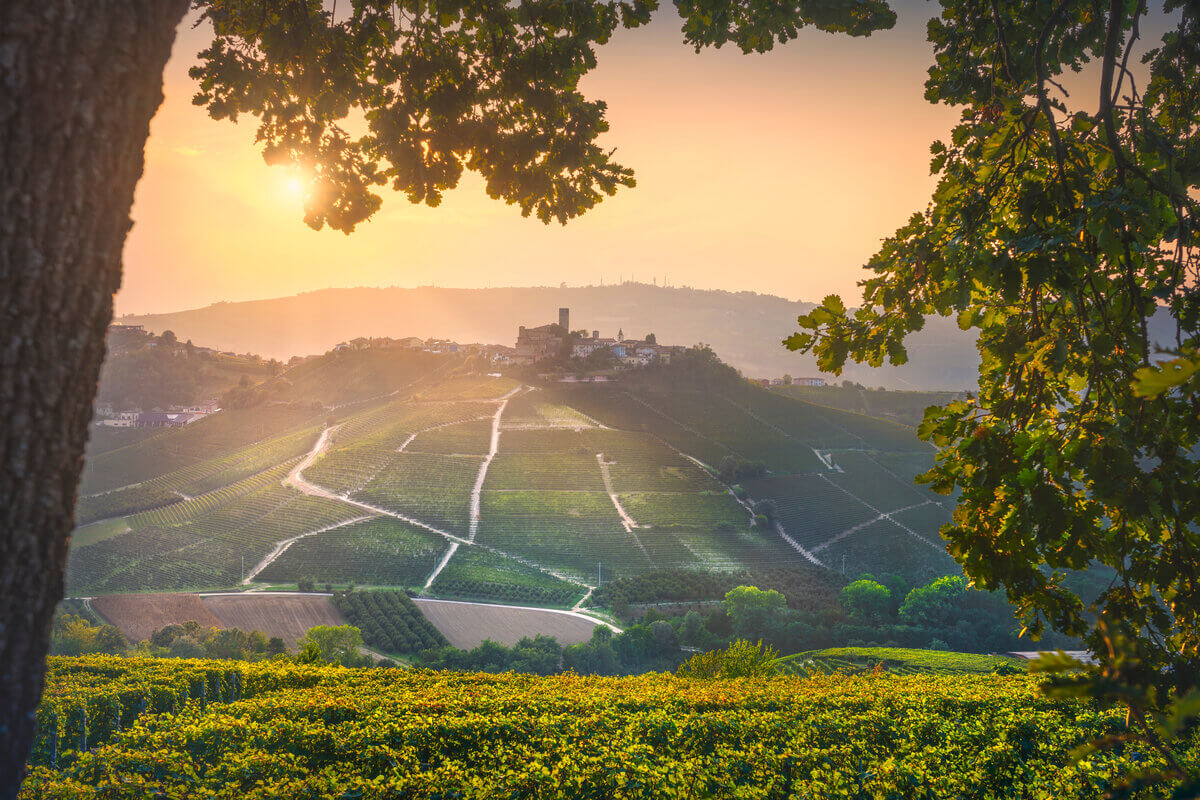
(753, 376), (826, 388)
(511, 308), (681, 367)
(331, 336), (459, 354)
(108, 323), (241, 359)
(95, 401), (221, 429)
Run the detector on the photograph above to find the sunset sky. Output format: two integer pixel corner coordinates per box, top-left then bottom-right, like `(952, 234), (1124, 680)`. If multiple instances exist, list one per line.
(118, 1), (959, 316)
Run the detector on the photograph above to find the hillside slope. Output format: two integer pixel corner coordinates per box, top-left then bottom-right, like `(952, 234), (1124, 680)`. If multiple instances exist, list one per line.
(118, 284), (984, 389)
(68, 350), (959, 599)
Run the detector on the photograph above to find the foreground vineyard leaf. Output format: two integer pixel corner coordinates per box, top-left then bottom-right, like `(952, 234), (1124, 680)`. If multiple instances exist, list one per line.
(788, 0), (1200, 790)
(0, 0), (895, 793)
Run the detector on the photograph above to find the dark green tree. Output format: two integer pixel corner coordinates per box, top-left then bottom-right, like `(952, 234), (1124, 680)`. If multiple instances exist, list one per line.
(787, 0), (1200, 788)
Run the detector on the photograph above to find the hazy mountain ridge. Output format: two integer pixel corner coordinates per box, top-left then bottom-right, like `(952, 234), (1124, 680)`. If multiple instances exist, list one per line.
(119, 284), (982, 390)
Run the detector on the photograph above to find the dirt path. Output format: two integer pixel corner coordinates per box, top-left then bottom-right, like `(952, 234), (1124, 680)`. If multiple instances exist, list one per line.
(812, 476), (945, 554)
(595, 453), (654, 565)
(469, 386), (522, 542)
(243, 515), (374, 585)
(285, 393), (597, 599)
(423, 386), (522, 588)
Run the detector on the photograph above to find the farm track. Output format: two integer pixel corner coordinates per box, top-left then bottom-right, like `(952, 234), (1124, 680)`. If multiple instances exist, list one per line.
(811, 500), (934, 554)
(243, 515), (375, 585)
(284, 393), (596, 597)
(813, 474), (946, 554)
(595, 453), (654, 566)
(424, 385), (522, 588)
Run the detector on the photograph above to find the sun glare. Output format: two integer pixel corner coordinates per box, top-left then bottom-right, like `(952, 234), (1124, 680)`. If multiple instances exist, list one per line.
(284, 176), (304, 198)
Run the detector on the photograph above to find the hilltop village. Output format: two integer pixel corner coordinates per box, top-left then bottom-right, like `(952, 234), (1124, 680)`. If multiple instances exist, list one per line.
(94, 308), (824, 428)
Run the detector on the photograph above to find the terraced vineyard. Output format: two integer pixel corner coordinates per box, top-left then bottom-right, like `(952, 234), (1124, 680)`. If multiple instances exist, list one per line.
(429, 547), (586, 606)
(66, 463), (364, 593)
(75, 425), (321, 524)
(79, 405), (323, 494)
(255, 517), (449, 587)
(355, 452), (481, 536)
(69, 350), (965, 603)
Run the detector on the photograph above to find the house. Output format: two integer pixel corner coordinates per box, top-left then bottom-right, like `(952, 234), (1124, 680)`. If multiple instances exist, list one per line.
(793, 377), (826, 387)
(135, 411), (199, 428)
(97, 409), (141, 428)
(571, 332), (616, 358)
(398, 336), (425, 349)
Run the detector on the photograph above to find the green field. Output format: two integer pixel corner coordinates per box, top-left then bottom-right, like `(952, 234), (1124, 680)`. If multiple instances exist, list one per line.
(475, 490), (647, 579)
(24, 657), (1166, 799)
(76, 425), (320, 524)
(65, 463), (364, 593)
(255, 517), (449, 587)
(71, 350), (971, 596)
(79, 405), (323, 494)
(773, 384), (964, 427)
(485, 452), (606, 491)
(792, 647), (1023, 675)
(406, 419), (494, 455)
(354, 452), (480, 535)
(430, 547), (586, 606)
(818, 518), (959, 581)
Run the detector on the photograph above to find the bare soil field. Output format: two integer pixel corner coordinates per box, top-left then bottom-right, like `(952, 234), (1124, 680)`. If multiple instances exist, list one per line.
(202, 594), (346, 648)
(90, 593), (222, 644)
(412, 598), (600, 649)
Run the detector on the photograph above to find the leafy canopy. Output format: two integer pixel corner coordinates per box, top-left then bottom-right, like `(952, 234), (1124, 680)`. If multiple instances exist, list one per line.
(190, 0), (895, 231)
(786, 0), (1200, 788)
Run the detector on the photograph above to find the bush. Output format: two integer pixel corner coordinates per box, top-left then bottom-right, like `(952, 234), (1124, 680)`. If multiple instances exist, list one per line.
(676, 639), (781, 680)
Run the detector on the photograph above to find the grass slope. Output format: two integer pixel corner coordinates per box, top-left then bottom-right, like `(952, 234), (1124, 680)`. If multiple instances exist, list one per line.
(793, 646), (1023, 675)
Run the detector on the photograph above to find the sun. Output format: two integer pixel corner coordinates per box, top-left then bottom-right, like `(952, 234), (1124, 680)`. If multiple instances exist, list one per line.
(284, 176), (305, 198)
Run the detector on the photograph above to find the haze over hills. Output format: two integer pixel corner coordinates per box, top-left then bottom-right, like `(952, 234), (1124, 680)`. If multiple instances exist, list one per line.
(118, 284), (983, 390)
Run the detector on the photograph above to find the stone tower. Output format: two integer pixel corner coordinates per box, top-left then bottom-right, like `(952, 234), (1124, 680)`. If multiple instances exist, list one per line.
(559, 307), (570, 331)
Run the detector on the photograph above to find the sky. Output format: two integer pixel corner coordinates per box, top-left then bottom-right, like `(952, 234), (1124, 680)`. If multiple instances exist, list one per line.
(117, 1), (958, 316)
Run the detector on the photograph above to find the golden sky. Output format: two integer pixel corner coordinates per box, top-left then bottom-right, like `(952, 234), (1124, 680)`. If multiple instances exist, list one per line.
(117, 2), (956, 315)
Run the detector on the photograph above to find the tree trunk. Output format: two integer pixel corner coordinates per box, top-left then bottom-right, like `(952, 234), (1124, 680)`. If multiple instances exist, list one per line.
(0, 2), (188, 796)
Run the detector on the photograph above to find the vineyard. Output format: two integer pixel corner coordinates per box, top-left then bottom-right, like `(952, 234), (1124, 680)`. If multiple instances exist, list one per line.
(333, 590), (447, 655)
(79, 405), (323, 494)
(429, 547), (586, 606)
(589, 566), (841, 613)
(75, 426), (321, 525)
(21, 657), (1171, 799)
(254, 517), (449, 587)
(354, 453), (480, 536)
(69, 352), (972, 600)
(66, 464), (364, 593)
(791, 647), (1023, 675)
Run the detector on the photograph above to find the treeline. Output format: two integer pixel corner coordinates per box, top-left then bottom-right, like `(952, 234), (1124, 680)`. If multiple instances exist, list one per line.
(146, 621), (287, 660)
(333, 590), (446, 655)
(415, 620), (684, 675)
(591, 567), (840, 615)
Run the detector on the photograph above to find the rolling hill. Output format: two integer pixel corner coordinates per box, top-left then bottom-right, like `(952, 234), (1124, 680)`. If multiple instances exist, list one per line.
(68, 347), (961, 603)
(116, 283), (984, 390)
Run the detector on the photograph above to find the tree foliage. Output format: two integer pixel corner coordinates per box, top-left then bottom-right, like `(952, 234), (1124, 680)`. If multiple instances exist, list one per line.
(786, 0), (1200, 788)
(840, 579), (891, 622)
(190, 0), (894, 231)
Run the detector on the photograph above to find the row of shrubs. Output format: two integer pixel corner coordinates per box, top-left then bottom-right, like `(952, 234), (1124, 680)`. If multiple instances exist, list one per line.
(432, 578), (581, 606)
(590, 567), (840, 615)
(333, 590), (446, 655)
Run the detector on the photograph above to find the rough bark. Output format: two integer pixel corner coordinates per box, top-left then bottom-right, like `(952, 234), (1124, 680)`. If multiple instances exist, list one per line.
(0, 2), (188, 795)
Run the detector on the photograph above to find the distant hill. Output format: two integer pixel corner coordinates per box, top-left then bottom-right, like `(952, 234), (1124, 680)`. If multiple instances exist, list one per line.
(118, 284), (983, 390)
